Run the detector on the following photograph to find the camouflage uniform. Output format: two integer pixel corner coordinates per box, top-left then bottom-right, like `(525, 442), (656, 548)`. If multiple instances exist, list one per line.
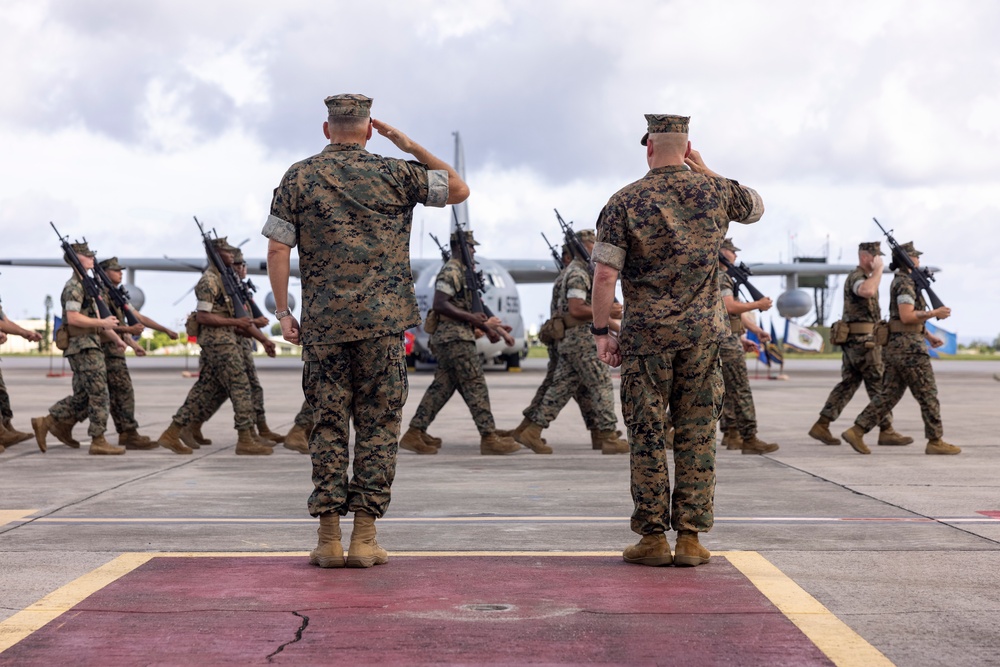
(48, 275), (111, 438)
(410, 258), (499, 437)
(191, 337), (266, 425)
(854, 271), (943, 438)
(716, 271), (758, 439)
(593, 115), (764, 535)
(818, 265), (892, 429)
(523, 274), (601, 428)
(263, 96), (448, 518)
(0, 301), (11, 423)
(293, 399), (314, 429)
(171, 267), (255, 432)
(526, 258), (617, 431)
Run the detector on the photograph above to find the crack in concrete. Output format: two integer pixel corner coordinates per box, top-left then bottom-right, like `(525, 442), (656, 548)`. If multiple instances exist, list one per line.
(266, 610), (308, 662)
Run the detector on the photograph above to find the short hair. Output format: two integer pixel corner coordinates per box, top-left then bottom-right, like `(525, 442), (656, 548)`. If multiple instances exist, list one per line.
(649, 132), (688, 153)
(327, 115), (369, 133)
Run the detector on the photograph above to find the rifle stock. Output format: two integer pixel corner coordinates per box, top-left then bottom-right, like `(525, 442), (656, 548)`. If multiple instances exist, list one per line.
(92, 260), (141, 326)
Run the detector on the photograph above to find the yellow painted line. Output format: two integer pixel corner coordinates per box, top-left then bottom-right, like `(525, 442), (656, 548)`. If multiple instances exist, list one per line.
(0, 553), (153, 653)
(0, 510), (36, 528)
(726, 551), (893, 667)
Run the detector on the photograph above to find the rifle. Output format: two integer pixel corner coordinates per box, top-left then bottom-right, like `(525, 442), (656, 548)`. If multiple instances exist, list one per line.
(49, 222), (114, 320)
(429, 233), (450, 262)
(719, 253), (767, 303)
(92, 259), (141, 326)
(193, 216), (250, 319)
(238, 274), (267, 320)
(873, 217), (946, 310)
(554, 209), (591, 265)
(541, 232), (563, 271)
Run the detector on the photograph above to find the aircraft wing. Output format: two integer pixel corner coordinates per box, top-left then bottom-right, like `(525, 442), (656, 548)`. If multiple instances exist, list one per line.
(489, 259), (560, 283)
(747, 263), (941, 276)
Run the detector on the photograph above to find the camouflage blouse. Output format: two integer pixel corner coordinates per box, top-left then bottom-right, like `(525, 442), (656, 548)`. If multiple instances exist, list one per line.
(889, 271), (928, 356)
(593, 165), (763, 355)
(195, 267), (239, 347)
(264, 143), (449, 346)
(842, 266), (880, 324)
(60, 275), (101, 356)
(431, 258), (475, 344)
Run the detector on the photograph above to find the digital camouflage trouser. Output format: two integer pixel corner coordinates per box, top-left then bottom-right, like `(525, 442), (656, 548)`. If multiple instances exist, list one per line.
(50, 348), (110, 438)
(304, 335), (407, 519)
(294, 399), (314, 428)
(410, 339), (496, 437)
(620, 343), (723, 536)
(523, 344), (601, 429)
(527, 330), (617, 431)
(190, 341), (266, 424)
(173, 343), (254, 431)
(73, 346), (139, 434)
(718, 334), (757, 439)
(819, 337), (891, 429)
(855, 349), (942, 439)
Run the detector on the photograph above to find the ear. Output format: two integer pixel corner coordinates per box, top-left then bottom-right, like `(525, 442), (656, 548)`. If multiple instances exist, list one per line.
(323, 121), (331, 140)
(684, 140), (692, 158)
(365, 118), (373, 141)
(646, 141), (654, 160)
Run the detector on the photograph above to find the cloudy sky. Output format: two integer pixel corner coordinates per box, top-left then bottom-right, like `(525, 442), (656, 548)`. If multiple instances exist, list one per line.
(1, 0), (998, 341)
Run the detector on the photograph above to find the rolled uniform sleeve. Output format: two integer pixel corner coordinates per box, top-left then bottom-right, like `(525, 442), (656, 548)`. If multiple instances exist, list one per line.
(61, 281), (85, 313)
(425, 169), (449, 208)
(435, 262), (462, 297)
(262, 214), (297, 248)
(194, 274), (222, 313)
(593, 200), (628, 271)
(851, 279), (866, 297)
(896, 294), (916, 306)
(262, 171), (300, 248)
(724, 179), (764, 225)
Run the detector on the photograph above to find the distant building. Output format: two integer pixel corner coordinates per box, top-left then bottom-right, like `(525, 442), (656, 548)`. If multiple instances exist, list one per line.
(0, 319), (46, 354)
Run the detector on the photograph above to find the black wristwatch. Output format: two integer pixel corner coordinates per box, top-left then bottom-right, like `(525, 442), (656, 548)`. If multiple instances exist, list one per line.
(590, 324), (610, 336)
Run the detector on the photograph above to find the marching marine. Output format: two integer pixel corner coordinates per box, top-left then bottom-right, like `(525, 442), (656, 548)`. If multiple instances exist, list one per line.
(842, 241), (959, 455)
(399, 230), (521, 456)
(32, 242), (128, 455)
(808, 241), (912, 448)
(0, 295), (43, 452)
(717, 238), (779, 455)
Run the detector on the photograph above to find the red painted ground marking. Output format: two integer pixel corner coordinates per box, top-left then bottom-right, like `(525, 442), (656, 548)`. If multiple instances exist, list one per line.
(976, 510), (1000, 519)
(0, 556), (833, 666)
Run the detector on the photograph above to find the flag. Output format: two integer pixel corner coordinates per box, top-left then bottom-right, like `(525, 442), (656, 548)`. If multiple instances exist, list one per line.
(783, 320), (824, 352)
(53, 315), (61, 340)
(746, 329), (769, 366)
(925, 322), (957, 358)
(766, 322), (784, 366)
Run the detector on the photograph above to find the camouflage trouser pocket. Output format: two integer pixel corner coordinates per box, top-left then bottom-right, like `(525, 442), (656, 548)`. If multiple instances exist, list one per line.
(864, 345), (882, 369)
(385, 338), (409, 411)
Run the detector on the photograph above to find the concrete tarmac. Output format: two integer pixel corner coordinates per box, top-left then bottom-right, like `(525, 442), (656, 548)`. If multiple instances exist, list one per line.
(1, 355), (998, 666)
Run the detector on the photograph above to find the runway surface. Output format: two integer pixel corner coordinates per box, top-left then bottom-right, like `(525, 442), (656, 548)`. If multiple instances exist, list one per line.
(1, 355), (998, 665)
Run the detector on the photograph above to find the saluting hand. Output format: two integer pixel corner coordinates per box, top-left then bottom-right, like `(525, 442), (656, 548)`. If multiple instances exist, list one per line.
(372, 119), (415, 153)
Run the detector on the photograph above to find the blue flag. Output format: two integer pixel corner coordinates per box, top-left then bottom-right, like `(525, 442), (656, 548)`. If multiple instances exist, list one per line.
(745, 329), (769, 366)
(925, 322), (957, 358)
(766, 321), (784, 366)
(53, 315), (61, 341)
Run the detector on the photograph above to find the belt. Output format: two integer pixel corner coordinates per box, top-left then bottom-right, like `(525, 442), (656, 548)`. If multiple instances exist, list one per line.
(846, 322), (875, 334)
(888, 320), (924, 334)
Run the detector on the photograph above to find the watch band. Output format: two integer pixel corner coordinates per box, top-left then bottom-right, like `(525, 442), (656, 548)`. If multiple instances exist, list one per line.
(274, 309), (292, 320)
(590, 324), (610, 336)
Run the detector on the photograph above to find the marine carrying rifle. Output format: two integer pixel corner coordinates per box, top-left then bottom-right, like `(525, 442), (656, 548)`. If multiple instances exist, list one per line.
(193, 216), (250, 320)
(92, 259), (141, 326)
(429, 233), (450, 262)
(873, 217), (946, 310)
(49, 222), (114, 320)
(554, 209), (591, 266)
(719, 253), (767, 303)
(238, 275), (266, 320)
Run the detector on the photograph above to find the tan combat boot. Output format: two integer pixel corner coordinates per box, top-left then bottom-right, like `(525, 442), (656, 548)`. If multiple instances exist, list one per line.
(721, 428), (743, 450)
(177, 426), (201, 450)
(399, 427), (437, 455)
(0, 422), (22, 448)
(89, 435), (125, 456)
(119, 430), (157, 450)
(841, 425), (871, 455)
(878, 426), (914, 446)
(480, 432), (522, 455)
(189, 422), (212, 445)
(674, 530), (711, 567)
(257, 419), (285, 444)
(497, 417), (541, 443)
(420, 431), (443, 449)
(926, 438), (961, 455)
(591, 428), (623, 450)
(31, 415), (81, 453)
(236, 429), (273, 455)
(346, 511), (388, 568)
(309, 513), (345, 568)
(599, 430), (629, 455)
(741, 435), (779, 455)
(622, 533), (673, 566)
(2, 418), (33, 445)
(283, 424), (310, 454)
(514, 422), (552, 454)
(157, 422), (194, 455)
(808, 418), (841, 446)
